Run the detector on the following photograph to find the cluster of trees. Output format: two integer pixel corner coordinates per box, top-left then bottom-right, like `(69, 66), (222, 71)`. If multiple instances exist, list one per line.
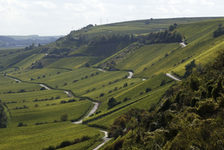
(213, 24), (224, 37)
(168, 23), (178, 31)
(86, 34), (136, 57)
(105, 51), (224, 150)
(138, 30), (182, 44)
(0, 100), (7, 128)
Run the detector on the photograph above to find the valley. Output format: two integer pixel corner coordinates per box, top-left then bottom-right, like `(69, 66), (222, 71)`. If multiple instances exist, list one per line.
(0, 17), (224, 150)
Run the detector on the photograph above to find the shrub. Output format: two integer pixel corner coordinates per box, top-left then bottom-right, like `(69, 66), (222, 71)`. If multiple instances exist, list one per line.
(100, 93), (105, 97)
(40, 87), (45, 90)
(43, 146), (56, 150)
(68, 99), (76, 103)
(57, 141), (72, 148)
(19, 89), (26, 93)
(17, 122), (27, 127)
(123, 83), (128, 87)
(60, 100), (67, 104)
(190, 76), (200, 91)
(108, 97), (119, 109)
(145, 88), (152, 93)
(60, 114), (68, 121)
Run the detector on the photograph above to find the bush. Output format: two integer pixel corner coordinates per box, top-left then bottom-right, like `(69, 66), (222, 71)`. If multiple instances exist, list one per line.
(190, 76), (200, 91)
(123, 83), (128, 87)
(108, 97), (119, 109)
(19, 89), (26, 93)
(60, 100), (67, 104)
(17, 122), (27, 127)
(145, 88), (152, 93)
(60, 114), (68, 121)
(58, 141), (72, 148)
(40, 87), (45, 90)
(197, 100), (217, 117)
(100, 93), (105, 97)
(43, 146), (56, 150)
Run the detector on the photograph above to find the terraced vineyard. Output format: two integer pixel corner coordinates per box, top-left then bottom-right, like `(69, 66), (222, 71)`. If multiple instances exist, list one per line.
(0, 17), (224, 150)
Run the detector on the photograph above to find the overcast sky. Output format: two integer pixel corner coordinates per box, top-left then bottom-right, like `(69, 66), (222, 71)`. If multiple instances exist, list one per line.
(0, 0), (223, 36)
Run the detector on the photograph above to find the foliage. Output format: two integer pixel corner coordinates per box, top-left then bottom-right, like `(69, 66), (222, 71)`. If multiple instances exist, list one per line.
(106, 51), (224, 150)
(138, 30), (182, 44)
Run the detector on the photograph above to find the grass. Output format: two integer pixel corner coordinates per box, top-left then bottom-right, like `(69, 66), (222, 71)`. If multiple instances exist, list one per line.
(0, 123), (102, 150)
(0, 17), (224, 150)
(9, 100), (92, 126)
(87, 83), (172, 128)
(0, 75), (40, 94)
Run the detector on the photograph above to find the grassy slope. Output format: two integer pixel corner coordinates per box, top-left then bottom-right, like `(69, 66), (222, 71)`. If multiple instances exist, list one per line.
(0, 17), (224, 150)
(0, 123), (102, 150)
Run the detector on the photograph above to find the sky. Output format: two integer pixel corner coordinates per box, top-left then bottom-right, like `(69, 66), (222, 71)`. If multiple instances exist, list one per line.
(0, 0), (223, 36)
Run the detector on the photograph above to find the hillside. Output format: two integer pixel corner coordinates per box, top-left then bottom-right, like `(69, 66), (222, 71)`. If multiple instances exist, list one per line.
(0, 17), (224, 150)
(105, 51), (224, 150)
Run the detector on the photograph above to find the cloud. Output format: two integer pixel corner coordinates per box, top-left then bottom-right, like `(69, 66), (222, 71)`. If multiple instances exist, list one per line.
(0, 0), (223, 35)
(34, 1), (57, 9)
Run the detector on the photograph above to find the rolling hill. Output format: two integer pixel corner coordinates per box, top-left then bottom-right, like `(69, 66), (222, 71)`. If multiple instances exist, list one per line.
(0, 17), (224, 150)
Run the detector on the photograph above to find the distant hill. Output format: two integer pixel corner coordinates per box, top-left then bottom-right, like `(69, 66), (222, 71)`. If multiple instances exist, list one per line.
(0, 35), (62, 49)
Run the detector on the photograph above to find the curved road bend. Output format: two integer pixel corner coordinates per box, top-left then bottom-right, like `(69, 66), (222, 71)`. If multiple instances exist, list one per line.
(72, 101), (111, 150)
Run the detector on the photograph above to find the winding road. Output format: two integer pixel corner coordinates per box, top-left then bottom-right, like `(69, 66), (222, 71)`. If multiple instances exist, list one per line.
(72, 101), (111, 150)
(8, 76), (21, 83)
(97, 68), (106, 72)
(93, 130), (111, 150)
(166, 73), (181, 81)
(39, 84), (51, 90)
(73, 102), (99, 124)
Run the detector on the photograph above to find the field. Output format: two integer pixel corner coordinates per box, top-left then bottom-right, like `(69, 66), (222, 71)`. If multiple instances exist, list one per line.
(0, 17), (224, 150)
(0, 123), (102, 150)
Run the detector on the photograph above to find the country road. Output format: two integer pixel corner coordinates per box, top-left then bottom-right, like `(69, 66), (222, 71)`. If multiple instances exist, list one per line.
(6, 74), (112, 149)
(39, 84), (51, 90)
(127, 71), (133, 79)
(73, 102), (99, 124)
(166, 73), (181, 81)
(72, 101), (111, 150)
(93, 130), (111, 150)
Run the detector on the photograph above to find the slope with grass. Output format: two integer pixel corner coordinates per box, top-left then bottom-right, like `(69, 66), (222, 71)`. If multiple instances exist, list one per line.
(0, 17), (224, 150)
